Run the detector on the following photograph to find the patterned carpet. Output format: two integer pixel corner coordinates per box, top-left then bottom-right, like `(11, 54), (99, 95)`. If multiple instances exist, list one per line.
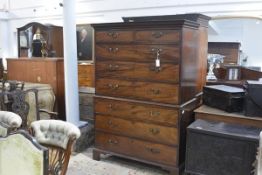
(67, 147), (169, 175)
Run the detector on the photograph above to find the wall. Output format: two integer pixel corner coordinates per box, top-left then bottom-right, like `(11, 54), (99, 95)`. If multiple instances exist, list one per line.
(0, 0), (262, 59)
(209, 18), (262, 68)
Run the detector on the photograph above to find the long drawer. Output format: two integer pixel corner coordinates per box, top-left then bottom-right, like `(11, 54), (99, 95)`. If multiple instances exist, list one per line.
(95, 30), (180, 43)
(96, 60), (179, 83)
(96, 115), (178, 145)
(95, 97), (179, 126)
(95, 44), (180, 63)
(96, 78), (179, 104)
(95, 131), (178, 166)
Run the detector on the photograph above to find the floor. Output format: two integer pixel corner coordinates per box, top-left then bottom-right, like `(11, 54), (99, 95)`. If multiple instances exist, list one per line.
(67, 147), (170, 175)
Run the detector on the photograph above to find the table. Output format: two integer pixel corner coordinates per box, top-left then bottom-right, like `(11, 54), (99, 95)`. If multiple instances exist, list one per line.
(194, 105), (262, 128)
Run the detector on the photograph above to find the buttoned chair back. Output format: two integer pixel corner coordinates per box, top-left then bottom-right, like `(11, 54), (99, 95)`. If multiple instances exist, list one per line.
(0, 111), (22, 137)
(30, 120), (81, 175)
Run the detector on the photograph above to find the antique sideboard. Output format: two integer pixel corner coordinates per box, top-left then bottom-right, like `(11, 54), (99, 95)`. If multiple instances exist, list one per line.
(92, 14), (210, 174)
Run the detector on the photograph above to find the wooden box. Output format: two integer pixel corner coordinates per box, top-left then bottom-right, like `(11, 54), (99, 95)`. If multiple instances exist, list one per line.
(203, 85), (245, 112)
(185, 119), (260, 175)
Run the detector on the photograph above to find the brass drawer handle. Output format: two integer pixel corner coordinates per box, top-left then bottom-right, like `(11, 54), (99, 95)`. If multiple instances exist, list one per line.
(108, 139), (118, 145)
(150, 88), (160, 95)
(108, 47), (119, 53)
(108, 120), (118, 128)
(151, 48), (162, 53)
(108, 84), (119, 90)
(149, 65), (161, 72)
(107, 32), (119, 39)
(149, 128), (160, 135)
(146, 147), (160, 154)
(108, 120), (113, 125)
(150, 111), (160, 117)
(108, 64), (119, 71)
(152, 31), (163, 38)
(108, 104), (115, 111)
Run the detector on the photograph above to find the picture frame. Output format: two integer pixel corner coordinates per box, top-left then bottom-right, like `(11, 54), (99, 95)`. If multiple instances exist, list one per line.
(76, 24), (93, 61)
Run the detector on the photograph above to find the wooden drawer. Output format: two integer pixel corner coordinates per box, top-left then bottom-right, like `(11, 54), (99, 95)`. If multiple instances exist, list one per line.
(96, 61), (179, 83)
(95, 44), (180, 63)
(78, 67), (93, 76)
(95, 131), (177, 166)
(95, 115), (178, 145)
(135, 30), (180, 43)
(96, 78), (179, 104)
(95, 97), (179, 126)
(78, 77), (94, 87)
(96, 31), (134, 42)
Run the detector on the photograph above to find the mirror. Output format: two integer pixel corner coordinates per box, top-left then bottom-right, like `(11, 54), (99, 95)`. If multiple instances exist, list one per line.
(208, 17), (262, 72)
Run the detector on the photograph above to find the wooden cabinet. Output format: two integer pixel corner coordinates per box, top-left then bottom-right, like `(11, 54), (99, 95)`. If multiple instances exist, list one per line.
(17, 22), (63, 57)
(7, 58), (65, 120)
(93, 14), (210, 175)
(208, 42), (241, 64)
(78, 64), (94, 87)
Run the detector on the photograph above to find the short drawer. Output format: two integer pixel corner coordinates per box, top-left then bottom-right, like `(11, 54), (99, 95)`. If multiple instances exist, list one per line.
(78, 64), (94, 74)
(95, 115), (178, 145)
(95, 131), (177, 166)
(78, 77), (94, 87)
(135, 30), (180, 43)
(96, 30), (134, 42)
(95, 97), (179, 126)
(96, 78), (179, 104)
(96, 61), (179, 83)
(95, 44), (180, 63)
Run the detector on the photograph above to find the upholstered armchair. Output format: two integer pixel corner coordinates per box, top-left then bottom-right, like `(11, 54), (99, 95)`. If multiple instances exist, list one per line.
(257, 132), (262, 175)
(0, 111), (22, 137)
(30, 120), (81, 175)
(0, 130), (48, 175)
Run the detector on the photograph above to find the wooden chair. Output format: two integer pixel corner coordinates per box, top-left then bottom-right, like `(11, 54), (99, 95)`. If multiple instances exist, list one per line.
(0, 111), (22, 137)
(1, 80), (25, 92)
(0, 88), (57, 129)
(0, 130), (48, 175)
(0, 89), (40, 128)
(30, 120), (81, 175)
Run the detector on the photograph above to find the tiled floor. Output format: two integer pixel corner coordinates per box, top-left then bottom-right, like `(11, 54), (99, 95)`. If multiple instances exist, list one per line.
(67, 147), (170, 175)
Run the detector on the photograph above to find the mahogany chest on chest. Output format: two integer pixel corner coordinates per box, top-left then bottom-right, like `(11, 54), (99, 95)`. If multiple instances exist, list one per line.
(92, 14), (210, 175)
